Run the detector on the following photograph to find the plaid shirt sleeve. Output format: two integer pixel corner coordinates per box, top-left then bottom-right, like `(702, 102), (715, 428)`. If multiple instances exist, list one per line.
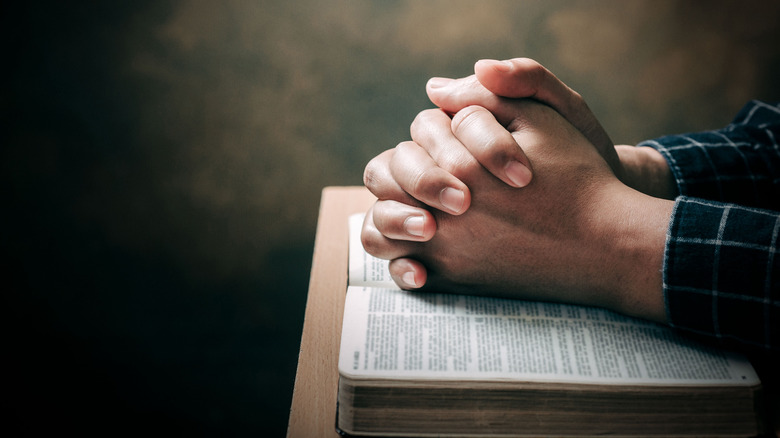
(637, 100), (780, 352)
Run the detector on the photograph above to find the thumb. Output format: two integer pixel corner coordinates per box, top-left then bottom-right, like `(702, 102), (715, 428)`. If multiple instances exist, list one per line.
(474, 58), (620, 173)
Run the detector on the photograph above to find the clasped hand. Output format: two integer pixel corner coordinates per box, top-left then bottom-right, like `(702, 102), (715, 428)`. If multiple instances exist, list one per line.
(361, 58), (673, 323)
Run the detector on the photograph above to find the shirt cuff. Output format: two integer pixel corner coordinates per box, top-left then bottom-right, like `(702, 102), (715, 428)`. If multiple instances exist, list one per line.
(663, 196), (780, 351)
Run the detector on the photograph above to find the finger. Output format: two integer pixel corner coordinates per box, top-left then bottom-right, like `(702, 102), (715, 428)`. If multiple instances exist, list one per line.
(426, 75), (518, 126)
(389, 258), (428, 290)
(361, 204), (419, 260)
(427, 74), (550, 139)
(424, 86), (534, 188)
(427, 70), (554, 128)
(427, 75), (500, 115)
(450, 106), (533, 188)
(427, 58), (623, 178)
(372, 200), (436, 242)
(390, 140), (471, 215)
(473, 57), (614, 155)
(364, 149), (420, 206)
(409, 108), (486, 180)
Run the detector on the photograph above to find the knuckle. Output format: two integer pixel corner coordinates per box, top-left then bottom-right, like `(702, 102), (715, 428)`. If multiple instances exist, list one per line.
(411, 109), (439, 133)
(422, 153), (477, 188)
(360, 227), (384, 257)
(363, 161), (378, 188)
(363, 156), (387, 190)
(507, 115), (530, 134)
(409, 166), (438, 199)
(451, 154), (482, 180)
(370, 201), (393, 232)
(394, 140), (415, 154)
(527, 59), (545, 74)
(434, 147), (480, 179)
(524, 59), (547, 84)
(392, 142), (419, 169)
(451, 105), (483, 135)
(475, 137), (509, 165)
(363, 149), (395, 190)
(412, 108), (451, 143)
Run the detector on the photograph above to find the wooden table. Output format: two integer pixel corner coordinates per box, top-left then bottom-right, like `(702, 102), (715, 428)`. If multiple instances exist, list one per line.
(287, 187), (375, 438)
(287, 186), (779, 437)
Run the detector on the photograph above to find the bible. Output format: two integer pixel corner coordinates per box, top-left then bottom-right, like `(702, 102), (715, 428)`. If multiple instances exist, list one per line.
(336, 214), (764, 437)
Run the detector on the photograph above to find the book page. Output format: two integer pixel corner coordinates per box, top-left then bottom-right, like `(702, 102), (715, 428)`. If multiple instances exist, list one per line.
(342, 212), (758, 386)
(348, 213), (397, 288)
(338, 286), (759, 386)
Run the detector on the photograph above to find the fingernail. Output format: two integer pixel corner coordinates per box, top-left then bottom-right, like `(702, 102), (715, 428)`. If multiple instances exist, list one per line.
(439, 187), (465, 214)
(404, 216), (425, 237)
(480, 59), (512, 72)
(428, 77), (453, 89)
(402, 271), (418, 288)
(504, 161), (532, 187)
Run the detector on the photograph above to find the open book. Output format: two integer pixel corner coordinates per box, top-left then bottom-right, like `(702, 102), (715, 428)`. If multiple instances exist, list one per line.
(337, 214), (764, 437)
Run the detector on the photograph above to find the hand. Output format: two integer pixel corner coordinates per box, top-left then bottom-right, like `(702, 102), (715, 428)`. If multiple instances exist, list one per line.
(429, 58), (622, 180)
(363, 58), (676, 290)
(427, 58), (676, 199)
(363, 58), (610, 289)
(365, 58), (595, 222)
(362, 101), (673, 323)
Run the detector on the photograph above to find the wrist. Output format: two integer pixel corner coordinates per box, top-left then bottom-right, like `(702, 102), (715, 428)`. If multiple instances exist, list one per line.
(615, 145), (678, 200)
(588, 183), (674, 324)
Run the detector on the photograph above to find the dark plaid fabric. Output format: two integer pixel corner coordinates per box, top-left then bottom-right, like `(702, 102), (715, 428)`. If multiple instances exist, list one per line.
(638, 101), (780, 352)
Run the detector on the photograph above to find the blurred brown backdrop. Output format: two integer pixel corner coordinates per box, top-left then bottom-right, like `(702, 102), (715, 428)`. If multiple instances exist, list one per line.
(4, 0), (780, 435)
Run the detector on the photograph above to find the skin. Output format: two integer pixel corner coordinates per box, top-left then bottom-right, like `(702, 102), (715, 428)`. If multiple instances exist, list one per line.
(362, 58), (677, 323)
(428, 58), (677, 200)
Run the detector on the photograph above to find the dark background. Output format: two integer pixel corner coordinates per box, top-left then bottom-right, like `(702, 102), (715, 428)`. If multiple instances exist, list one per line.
(4, 1), (780, 436)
